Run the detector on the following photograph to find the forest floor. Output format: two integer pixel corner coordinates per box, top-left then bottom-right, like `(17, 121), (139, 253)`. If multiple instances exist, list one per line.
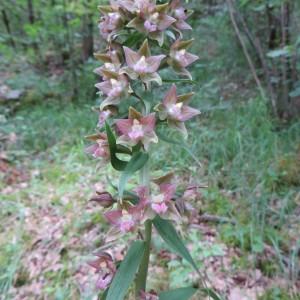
(1, 13), (300, 300)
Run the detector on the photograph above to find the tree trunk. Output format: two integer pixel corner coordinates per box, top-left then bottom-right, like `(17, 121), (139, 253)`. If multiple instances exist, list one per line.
(82, 16), (94, 61)
(279, 1), (292, 118)
(27, 0), (35, 24)
(1, 9), (16, 49)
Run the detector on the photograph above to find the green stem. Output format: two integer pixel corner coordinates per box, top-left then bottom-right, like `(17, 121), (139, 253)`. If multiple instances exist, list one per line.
(135, 145), (152, 297)
(135, 219), (152, 297)
(135, 93), (152, 297)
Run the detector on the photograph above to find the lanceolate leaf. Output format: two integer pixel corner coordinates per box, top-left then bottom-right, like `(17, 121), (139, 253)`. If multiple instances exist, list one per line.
(159, 287), (197, 300)
(153, 216), (198, 272)
(118, 151), (149, 198)
(101, 288), (108, 300)
(162, 78), (196, 84)
(106, 241), (145, 300)
(200, 288), (223, 300)
(105, 122), (128, 171)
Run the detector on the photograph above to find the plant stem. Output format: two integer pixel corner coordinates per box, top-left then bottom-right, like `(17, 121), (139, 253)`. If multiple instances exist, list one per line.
(135, 219), (152, 297)
(135, 137), (152, 297)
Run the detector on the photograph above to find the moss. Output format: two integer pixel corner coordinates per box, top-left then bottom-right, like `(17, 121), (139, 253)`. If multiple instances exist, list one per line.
(277, 151), (300, 187)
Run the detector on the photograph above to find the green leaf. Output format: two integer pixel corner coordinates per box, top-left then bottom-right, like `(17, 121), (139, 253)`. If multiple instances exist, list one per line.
(267, 48), (289, 58)
(153, 216), (198, 272)
(162, 78), (196, 84)
(101, 288), (108, 300)
(123, 31), (144, 47)
(105, 122), (128, 171)
(106, 240), (145, 300)
(200, 288), (223, 300)
(159, 287), (197, 300)
(118, 151), (149, 198)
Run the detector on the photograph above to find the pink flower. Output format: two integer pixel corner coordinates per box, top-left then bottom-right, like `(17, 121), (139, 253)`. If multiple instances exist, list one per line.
(127, 2), (176, 45)
(116, 107), (158, 150)
(151, 184), (176, 215)
(88, 252), (116, 290)
(85, 133), (110, 160)
(105, 205), (143, 233)
(155, 84), (200, 137)
(168, 39), (199, 79)
(98, 5), (124, 41)
(135, 183), (176, 217)
(122, 39), (165, 89)
(94, 50), (122, 80)
(170, 0), (192, 34)
(98, 110), (112, 129)
(118, 0), (153, 13)
(95, 74), (130, 110)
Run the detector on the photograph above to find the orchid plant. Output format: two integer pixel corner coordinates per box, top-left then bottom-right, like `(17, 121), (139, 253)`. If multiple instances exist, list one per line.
(85, 1), (211, 299)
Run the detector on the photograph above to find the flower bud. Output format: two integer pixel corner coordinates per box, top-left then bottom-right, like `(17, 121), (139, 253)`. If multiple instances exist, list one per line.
(90, 191), (115, 208)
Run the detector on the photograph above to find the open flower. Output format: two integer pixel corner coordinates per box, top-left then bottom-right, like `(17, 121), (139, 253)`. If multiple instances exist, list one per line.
(88, 252), (116, 290)
(94, 50), (122, 80)
(127, 2), (176, 45)
(135, 183), (176, 217)
(98, 5), (124, 40)
(168, 39), (199, 79)
(118, 0), (153, 13)
(105, 205), (143, 233)
(170, 0), (192, 35)
(116, 107), (158, 150)
(122, 39), (165, 89)
(96, 73), (130, 110)
(151, 183), (176, 215)
(85, 133), (110, 160)
(155, 84), (200, 137)
(97, 110), (112, 129)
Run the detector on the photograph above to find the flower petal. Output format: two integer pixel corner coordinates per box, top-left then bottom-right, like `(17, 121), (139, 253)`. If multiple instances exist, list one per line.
(175, 20), (192, 30)
(104, 210), (122, 225)
(116, 119), (133, 135)
(163, 84), (178, 106)
(178, 105), (200, 122)
(182, 52), (199, 67)
(123, 46), (140, 68)
(140, 113), (156, 132)
(158, 14), (176, 31)
(145, 55), (166, 73)
(160, 183), (176, 200)
(95, 81), (112, 95)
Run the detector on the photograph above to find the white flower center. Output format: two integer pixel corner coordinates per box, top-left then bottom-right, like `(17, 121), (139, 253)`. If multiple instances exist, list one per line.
(174, 7), (185, 19)
(133, 56), (148, 74)
(128, 119), (144, 140)
(108, 79), (123, 98)
(168, 102), (183, 119)
(108, 12), (120, 23)
(152, 194), (164, 204)
(174, 49), (186, 62)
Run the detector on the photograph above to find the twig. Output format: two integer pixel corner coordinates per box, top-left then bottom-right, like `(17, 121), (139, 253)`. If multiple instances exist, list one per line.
(226, 0), (268, 106)
(233, 8), (278, 116)
(196, 213), (236, 225)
